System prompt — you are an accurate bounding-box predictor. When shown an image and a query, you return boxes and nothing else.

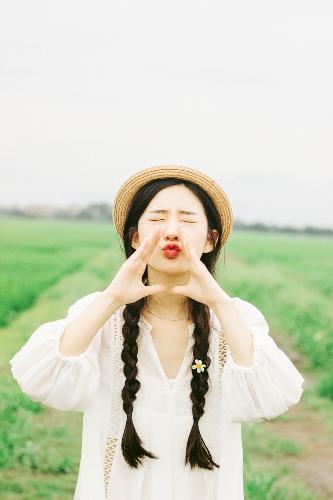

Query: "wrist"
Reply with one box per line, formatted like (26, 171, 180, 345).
(209, 292, 233, 312)
(101, 288, 123, 310)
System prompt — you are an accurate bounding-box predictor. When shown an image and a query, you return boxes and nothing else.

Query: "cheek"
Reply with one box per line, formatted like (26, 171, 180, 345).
(180, 234, 204, 257)
(136, 221, 152, 244)
(181, 225, 204, 242)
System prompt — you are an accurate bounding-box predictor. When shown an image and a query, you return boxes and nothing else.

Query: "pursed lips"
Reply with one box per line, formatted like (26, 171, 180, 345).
(162, 244, 181, 251)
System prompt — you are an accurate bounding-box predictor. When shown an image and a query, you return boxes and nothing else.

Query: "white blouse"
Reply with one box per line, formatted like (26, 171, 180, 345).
(9, 291, 305, 500)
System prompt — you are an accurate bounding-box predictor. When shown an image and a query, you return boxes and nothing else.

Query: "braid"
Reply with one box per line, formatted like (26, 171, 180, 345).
(120, 297, 219, 471)
(185, 300, 220, 470)
(120, 300, 159, 468)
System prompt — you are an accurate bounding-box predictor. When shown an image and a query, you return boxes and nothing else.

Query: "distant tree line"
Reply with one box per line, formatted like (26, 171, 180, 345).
(0, 203, 332, 236)
(0, 203, 112, 221)
(234, 220, 333, 236)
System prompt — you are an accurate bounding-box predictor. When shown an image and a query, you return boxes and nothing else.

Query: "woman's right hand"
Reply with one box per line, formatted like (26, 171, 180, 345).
(103, 227, 167, 307)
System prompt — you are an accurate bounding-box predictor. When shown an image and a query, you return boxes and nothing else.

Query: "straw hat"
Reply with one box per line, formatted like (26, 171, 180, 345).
(112, 164, 234, 247)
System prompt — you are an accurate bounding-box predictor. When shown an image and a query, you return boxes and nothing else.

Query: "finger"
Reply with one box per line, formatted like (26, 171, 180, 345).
(187, 240, 200, 263)
(179, 226, 198, 264)
(133, 227, 161, 263)
(143, 284, 166, 297)
(170, 285, 187, 295)
(182, 227, 201, 264)
(178, 226, 191, 262)
(139, 227, 162, 262)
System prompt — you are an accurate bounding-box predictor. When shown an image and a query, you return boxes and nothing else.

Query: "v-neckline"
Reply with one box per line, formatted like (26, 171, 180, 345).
(139, 314, 195, 392)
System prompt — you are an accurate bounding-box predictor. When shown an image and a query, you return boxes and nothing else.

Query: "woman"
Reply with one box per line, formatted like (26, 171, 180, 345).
(9, 164, 305, 500)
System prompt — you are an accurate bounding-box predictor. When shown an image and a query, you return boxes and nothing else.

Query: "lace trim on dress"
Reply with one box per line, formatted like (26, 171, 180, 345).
(219, 329, 227, 380)
(103, 306, 125, 499)
(103, 308, 227, 498)
(103, 436, 117, 498)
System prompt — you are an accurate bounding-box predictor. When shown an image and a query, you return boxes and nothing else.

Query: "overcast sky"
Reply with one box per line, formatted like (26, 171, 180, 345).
(1, 1, 332, 228)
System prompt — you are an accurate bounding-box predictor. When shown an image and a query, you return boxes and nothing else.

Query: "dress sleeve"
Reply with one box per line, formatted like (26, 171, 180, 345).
(8, 291, 106, 412)
(220, 297, 305, 424)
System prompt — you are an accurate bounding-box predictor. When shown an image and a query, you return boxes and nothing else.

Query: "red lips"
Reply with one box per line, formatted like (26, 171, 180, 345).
(162, 243, 181, 251)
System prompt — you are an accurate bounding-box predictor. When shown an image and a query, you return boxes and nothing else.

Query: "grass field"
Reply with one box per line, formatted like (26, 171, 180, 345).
(1, 216, 332, 499)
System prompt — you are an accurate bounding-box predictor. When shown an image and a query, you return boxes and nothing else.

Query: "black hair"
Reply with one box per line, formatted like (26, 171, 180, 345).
(119, 177, 224, 470)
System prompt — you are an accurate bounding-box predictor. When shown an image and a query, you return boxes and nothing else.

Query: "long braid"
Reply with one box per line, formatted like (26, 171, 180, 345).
(119, 297, 219, 470)
(185, 300, 220, 470)
(120, 300, 159, 468)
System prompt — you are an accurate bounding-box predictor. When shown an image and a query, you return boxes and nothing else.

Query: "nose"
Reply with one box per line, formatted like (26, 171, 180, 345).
(160, 219, 182, 242)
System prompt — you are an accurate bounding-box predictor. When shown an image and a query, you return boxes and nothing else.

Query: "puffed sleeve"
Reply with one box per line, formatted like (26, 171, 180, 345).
(8, 291, 105, 412)
(220, 297, 305, 424)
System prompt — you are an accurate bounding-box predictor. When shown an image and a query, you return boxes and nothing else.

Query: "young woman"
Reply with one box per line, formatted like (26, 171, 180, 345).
(9, 165, 305, 500)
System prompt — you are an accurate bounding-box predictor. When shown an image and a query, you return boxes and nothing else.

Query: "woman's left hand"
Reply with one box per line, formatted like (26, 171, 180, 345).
(169, 227, 230, 309)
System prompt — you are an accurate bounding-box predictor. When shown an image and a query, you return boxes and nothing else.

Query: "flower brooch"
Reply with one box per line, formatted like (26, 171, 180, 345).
(192, 359, 206, 373)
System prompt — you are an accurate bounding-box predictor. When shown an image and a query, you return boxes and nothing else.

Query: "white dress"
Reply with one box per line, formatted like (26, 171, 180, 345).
(8, 291, 305, 500)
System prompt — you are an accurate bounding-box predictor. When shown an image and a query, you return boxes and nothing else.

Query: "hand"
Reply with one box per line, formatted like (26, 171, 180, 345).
(170, 226, 230, 308)
(104, 227, 166, 306)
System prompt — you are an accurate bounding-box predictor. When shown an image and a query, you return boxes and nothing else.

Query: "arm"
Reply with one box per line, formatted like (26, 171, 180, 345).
(9, 290, 121, 412)
(214, 297, 305, 424)
(211, 294, 254, 367)
(59, 290, 121, 356)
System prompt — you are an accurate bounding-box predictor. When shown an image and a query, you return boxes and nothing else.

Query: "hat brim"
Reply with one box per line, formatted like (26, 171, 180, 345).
(112, 164, 233, 247)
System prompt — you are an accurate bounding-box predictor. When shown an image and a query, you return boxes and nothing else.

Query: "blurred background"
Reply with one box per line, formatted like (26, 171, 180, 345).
(1, 1, 332, 498)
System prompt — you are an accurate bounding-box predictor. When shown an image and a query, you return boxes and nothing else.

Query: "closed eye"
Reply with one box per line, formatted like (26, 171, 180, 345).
(149, 219, 196, 223)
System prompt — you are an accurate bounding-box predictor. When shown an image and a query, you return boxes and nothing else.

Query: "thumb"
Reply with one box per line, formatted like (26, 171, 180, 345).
(170, 286, 186, 295)
(144, 284, 167, 297)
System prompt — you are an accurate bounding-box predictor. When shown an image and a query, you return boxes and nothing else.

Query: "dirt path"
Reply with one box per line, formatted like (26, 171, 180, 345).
(263, 330, 333, 499)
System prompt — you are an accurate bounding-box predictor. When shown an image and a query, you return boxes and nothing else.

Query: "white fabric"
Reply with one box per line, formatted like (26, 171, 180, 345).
(9, 292, 305, 500)
(168, 377, 176, 388)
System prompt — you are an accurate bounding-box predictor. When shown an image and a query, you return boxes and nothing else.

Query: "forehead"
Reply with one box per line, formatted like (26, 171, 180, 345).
(145, 184, 204, 214)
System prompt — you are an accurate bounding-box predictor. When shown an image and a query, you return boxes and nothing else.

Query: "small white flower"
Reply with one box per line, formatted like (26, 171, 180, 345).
(192, 359, 207, 373)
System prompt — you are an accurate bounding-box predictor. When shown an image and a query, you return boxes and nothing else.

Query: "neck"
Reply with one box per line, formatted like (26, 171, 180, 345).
(144, 267, 190, 318)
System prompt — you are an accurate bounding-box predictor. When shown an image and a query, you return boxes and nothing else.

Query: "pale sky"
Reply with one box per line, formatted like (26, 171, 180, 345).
(1, 1, 332, 228)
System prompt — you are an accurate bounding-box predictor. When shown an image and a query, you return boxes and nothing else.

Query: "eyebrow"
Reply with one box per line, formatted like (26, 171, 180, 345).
(147, 209, 198, 216)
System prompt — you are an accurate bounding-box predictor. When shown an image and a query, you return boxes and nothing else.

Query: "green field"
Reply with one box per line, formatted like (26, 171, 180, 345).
(1, 216, 332, 499)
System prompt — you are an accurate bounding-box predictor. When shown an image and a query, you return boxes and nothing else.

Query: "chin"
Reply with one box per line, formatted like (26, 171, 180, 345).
(149, 258, 189, 274)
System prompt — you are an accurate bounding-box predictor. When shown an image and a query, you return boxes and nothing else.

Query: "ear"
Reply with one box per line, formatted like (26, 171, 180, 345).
(203, 229, 219, 253)
(131, 229, 140, 250)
